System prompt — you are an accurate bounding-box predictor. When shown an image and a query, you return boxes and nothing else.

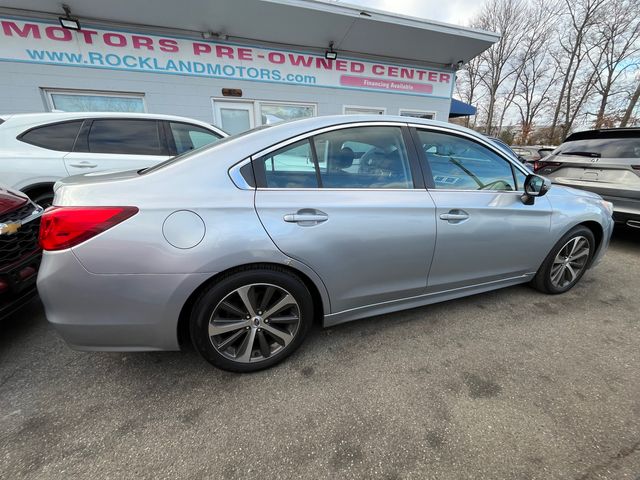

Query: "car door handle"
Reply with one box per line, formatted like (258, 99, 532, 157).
(439, 210, 469, 222)
(283, 211, 328, 225)
(69, 161, 98, 168)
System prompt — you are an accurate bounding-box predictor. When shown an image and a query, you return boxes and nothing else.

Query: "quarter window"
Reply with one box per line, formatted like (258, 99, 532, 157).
(416, 130, 517, 191)
(19, 121, 83, 151)
(169, 122, 223, 154)
(87, 120, 164, 155)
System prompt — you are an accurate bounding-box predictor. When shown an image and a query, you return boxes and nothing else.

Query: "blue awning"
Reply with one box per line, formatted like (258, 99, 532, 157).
(449, 98, 477, 118)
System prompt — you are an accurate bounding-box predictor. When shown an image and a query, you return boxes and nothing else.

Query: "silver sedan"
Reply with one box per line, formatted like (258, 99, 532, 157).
(37, 116, 614, 372)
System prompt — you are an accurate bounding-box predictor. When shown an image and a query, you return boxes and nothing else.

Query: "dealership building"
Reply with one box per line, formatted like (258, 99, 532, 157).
(0, 0, 497, 133)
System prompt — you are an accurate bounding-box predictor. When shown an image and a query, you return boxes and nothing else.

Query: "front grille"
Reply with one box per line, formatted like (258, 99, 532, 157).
(0, 203, 41, 268)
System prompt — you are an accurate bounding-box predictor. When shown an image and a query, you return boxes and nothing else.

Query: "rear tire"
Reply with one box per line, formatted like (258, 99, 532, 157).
(531, 226, 595, 294)
(30, 190, 54, 209)
(190, 267, 313, 372)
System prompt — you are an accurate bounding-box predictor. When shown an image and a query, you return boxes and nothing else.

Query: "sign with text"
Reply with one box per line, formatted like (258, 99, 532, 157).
(0, 18, 453, 98)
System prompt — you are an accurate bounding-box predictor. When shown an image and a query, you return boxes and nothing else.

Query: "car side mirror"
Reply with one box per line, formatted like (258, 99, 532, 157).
(521, 174, 551, 205)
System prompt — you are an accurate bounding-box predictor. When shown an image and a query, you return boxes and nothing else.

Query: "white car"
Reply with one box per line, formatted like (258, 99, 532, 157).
(0, 112, 227, 206)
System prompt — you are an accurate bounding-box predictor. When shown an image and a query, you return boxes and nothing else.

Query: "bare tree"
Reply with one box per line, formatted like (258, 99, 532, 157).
(588, 0, 640, 128)
(620, 79, 640, 127)
(548, 0, 607, 141)
(454, 54, 488, 128)
(473, 0, 528, 135)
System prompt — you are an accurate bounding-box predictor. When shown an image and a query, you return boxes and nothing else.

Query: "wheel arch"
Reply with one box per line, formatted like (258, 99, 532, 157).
(177, 262, 328, 348)
(21, 182, 55, 202)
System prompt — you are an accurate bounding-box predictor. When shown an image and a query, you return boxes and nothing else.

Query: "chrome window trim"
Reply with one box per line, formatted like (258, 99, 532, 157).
(255, 188, 425, 192)
(228, 157, 253, 190)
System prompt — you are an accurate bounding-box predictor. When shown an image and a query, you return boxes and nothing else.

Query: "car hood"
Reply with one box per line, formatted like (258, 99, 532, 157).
(548, 183, 602, 200)
(0, 184, 28, 216)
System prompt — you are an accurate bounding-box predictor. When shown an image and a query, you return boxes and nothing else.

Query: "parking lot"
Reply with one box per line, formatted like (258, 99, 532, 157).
(1, 227, 638, 479)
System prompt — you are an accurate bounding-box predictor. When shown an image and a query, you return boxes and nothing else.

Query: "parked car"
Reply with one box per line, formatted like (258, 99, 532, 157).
(37, 115, 613, 372)
(535, 128, 640, 228)
(0, 184, 43, 320)
(0, 112, 227, 207)
(512, 146, 556, 163)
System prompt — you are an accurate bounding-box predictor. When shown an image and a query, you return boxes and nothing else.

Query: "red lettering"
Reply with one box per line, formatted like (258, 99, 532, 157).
(400, 68, 414, 79)
(387, 66, 398, 77)
(439, 73, 451, 83)
(1, 21, 41, 39)
(416, 70, 428, 81)
(104, 33, 127, 47)
(351, 62, 365, 73)
(237, 48, 253, 60)
(288, 54, 313, 67)
(193, 42, 211, 55)
(315, 58, 333, 69)
(45, 26, 72, 41)
(428, 72, 438, 82)
(159, 39, 179, 53)
(132, 35, 154, 50)
(335, 60, 348, 71)
(216, 45, 234, 58)
(372, 65, 385, 75)
(269, 52, 285, 64)
(78, 30, 98, 44)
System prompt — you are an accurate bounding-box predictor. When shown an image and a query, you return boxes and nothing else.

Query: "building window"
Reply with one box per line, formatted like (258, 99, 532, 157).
(343, 106, 386, 115)
(399, 109, 436, 120)
(43, 89, 146, 113)
(259, 102, 316, 125)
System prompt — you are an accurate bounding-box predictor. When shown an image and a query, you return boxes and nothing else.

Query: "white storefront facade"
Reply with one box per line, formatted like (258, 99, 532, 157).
(0, 0, 497, 132)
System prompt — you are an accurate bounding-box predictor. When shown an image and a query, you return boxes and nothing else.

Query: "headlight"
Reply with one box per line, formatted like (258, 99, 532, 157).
(599, 200, 614, 216)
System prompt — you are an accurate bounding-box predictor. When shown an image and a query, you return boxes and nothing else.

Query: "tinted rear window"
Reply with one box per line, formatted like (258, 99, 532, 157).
(558, 138, 640, 158)
(19, 121, 83, 151)
(88, 119, 164, 155)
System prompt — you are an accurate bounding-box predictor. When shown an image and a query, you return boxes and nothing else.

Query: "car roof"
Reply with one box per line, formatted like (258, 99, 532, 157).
(0, 112, 226, 134)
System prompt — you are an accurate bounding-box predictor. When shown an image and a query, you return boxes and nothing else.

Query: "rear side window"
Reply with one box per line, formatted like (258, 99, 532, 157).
(19, 121, 83, 151)
(261, 140, 318, 188)
(169, 122, 223, 154)
(87, 119, 164, 155)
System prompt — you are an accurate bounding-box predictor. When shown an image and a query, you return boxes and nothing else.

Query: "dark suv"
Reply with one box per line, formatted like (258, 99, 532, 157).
(0, 185, 42, 319)
(535, 128, 640, 228)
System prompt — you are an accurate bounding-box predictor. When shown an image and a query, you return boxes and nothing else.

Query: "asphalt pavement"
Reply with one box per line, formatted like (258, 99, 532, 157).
(1, 227, 639, 479)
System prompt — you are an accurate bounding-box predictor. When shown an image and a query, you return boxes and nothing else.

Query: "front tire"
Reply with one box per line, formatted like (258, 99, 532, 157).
(531, 226, 595, 294)
(190, 267, 313, 372)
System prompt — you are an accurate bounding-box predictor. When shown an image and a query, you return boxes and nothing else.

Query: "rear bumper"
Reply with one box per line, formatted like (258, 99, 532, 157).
(37, 249, 213, 351)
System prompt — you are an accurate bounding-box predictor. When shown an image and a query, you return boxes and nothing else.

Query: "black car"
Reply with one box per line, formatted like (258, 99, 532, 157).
(0, 185, 43, 319)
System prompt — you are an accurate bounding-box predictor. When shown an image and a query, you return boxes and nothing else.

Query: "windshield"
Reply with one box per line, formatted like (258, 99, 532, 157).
(557, 138, 640, 158)
(141, 124, 272, 174)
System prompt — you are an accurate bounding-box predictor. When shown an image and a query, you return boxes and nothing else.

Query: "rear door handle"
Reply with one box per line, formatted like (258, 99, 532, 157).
(283, 210, 328, 225)
(439, 210, 469, 223)
(69, 161, 98, 168)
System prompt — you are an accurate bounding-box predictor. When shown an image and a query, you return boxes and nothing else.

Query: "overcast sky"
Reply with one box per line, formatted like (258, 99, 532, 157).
(327, 0, 482, 26)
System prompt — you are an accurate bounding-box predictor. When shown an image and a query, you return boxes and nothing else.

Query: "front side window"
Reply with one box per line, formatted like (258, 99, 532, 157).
(19, 121, 83, 151)
(314, 126, 413, 189)
(87, 120, 164, 155)
(169, 122, 223, 154)
(416, 130, 517, 191)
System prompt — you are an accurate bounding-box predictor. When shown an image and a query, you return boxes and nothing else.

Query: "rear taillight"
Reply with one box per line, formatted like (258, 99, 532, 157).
(534, 160, 561, 172)
(39, 206, 138, 251)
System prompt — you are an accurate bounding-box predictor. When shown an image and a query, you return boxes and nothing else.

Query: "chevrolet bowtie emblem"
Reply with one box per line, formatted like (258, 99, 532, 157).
(0, 222, 22, 236)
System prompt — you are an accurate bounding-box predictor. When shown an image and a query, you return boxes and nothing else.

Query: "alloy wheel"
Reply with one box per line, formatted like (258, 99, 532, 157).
(208, 283, 301, 363)
(550, 236, 590, 289)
